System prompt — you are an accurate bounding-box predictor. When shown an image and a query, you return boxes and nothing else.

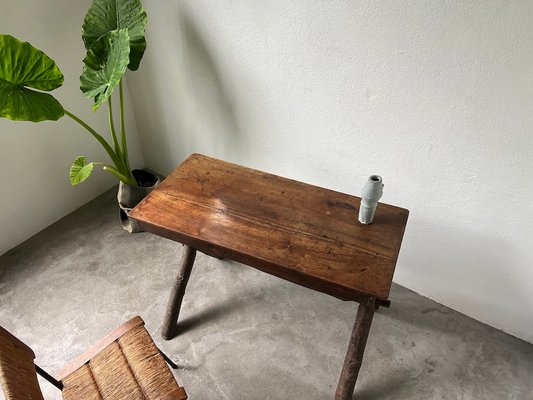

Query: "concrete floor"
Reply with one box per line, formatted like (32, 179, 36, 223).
(1, 188, 532, 400)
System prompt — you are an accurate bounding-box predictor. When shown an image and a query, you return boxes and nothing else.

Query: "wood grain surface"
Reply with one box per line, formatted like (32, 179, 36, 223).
(129, 154, 409, 301)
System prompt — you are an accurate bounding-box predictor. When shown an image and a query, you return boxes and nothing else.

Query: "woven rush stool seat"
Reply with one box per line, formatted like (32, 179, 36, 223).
(0, 325, 44, 399)
(0, 316, 187, 400)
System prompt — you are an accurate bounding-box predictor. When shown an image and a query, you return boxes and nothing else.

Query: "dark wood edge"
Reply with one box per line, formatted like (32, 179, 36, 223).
(377, 299, 391, 308)
(160, 387, 188, 400)
(0, 325, 36, 359)
(57, 316, 144, 381)
(135, 220, 392, 304)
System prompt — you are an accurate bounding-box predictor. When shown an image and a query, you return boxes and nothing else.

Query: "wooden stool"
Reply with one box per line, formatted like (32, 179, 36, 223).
(130, 154, 409, 399)
(0, 316, 187, 399)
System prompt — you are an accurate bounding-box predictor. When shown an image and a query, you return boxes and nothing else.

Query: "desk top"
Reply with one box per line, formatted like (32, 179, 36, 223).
(129, 154, 409, 301)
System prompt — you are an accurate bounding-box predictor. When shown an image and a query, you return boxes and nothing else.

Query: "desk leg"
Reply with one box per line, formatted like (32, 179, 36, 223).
(335, 297, 376, 400)
(162, 245, 197, 340)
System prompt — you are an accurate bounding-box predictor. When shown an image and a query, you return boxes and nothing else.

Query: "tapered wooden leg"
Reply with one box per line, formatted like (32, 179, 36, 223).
(335, 297, 376, 400)
(162, 245, 197, 340)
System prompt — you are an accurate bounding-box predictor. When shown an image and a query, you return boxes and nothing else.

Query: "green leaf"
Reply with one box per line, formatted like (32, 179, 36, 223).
(82, 0, 147, 71)
(0, 34, 64, 122)
(70, 156, 94, 185)
(80, 29, 130, 111)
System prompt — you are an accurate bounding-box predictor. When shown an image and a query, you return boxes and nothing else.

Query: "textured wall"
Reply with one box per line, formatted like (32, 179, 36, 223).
(0, 0, 144, 255)
(128, 1, 533, 342)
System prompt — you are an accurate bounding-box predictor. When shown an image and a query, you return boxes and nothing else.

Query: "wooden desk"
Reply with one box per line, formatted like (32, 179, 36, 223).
(129, 153, 409, 400)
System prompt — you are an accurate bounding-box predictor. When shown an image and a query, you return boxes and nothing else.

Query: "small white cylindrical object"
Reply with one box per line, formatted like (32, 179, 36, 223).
(358, 175, 383, 224)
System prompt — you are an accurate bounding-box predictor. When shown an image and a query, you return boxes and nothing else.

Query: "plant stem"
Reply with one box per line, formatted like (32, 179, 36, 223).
(103, 165, 135, 184)
(107, 95, 121, 157)
(64, 109, 134, 184)
(119, 79, 131, 173)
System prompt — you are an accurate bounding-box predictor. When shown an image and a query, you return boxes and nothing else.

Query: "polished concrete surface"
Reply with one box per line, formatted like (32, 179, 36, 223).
(1, 188, 532, 400)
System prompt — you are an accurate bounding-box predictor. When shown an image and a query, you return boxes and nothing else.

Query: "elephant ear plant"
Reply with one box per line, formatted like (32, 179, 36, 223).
(0, 0, 157, 232)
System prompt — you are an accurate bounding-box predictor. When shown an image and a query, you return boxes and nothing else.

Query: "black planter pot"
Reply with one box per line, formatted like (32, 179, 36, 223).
(117, 169, 160, 233)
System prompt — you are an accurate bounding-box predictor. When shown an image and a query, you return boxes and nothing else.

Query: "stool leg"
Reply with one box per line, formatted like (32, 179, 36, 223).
(162, 245, 197, 340)
(335, 298, 376, 400)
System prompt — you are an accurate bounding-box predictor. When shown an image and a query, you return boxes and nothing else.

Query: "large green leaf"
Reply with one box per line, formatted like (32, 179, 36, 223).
(82, 0, 147, 71)
(80, 29, 130, 111)
(0, 34, 64, 122)
(70, 156, 94, 185)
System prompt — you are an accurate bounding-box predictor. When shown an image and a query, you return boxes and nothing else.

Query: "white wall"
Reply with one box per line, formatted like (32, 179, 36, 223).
(0, 0, 144, 255)
(128, 1, 533, 343)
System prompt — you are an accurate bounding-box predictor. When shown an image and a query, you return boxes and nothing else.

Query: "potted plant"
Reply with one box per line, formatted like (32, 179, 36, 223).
(0, 0, 156, 233)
